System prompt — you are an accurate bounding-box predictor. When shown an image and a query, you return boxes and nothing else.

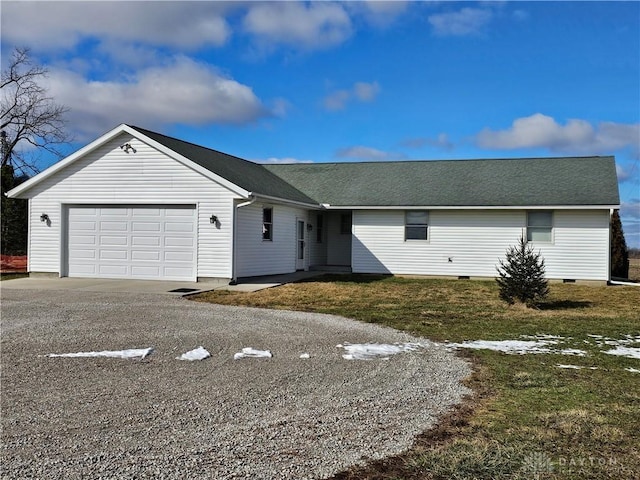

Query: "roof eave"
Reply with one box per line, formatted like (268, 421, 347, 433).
(322, 204, 620, 210)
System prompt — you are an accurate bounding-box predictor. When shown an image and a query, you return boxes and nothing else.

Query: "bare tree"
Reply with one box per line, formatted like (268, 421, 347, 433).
(1, 47, 71, 175)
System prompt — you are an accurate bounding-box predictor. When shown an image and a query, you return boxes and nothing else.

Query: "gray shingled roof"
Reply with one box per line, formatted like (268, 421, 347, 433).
(265, 157, 619, 207)
(130, 125, 316, 205)
(131, 126, 618, 208)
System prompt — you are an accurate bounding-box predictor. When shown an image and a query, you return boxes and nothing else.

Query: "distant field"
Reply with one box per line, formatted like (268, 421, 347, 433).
(630, 257, 640, 282)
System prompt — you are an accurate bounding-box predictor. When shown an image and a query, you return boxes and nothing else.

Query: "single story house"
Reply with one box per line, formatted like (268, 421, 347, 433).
(8, 124, 620, 283)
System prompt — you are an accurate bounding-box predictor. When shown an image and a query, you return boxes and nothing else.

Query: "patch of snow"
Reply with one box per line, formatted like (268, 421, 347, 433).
(299, 353, 310, 359)
(448, 337, 587, 356)
(602, 346, 640, 360)
(625, 367, 640, 374)
(556, 364, 597, 370)
(447, 339, 557, 355)
(233, 347, 272, 360)
(338, 342, 422, 360)
(47, 347, 153, 359)
(177, 346, 210, 361)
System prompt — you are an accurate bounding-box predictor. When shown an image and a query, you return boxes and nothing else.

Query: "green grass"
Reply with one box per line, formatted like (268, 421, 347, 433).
(194, 275, 640, 479)
(0, 272, 28, 281)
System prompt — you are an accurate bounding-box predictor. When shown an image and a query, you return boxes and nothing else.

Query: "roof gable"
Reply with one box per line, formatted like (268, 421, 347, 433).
(265, 156, 620, 207)
(128, 126, 316, 205)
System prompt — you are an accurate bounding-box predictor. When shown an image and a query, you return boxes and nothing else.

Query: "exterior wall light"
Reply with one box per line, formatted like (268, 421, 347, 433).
(210, 215, 218, 224)
(40, 213, 49, 222)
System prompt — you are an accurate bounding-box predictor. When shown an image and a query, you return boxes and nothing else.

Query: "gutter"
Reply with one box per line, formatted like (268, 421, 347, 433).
(230, 195, 257, 285)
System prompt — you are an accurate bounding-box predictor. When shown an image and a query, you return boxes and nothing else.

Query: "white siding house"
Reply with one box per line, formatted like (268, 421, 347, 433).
(351, 209, 611, 281)
(9, 124, 620, 283)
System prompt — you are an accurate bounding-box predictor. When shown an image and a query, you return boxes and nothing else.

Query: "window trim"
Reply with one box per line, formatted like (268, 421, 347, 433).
(405, 210, 429, 241)
(262, 207, 273, 241)
(526, 210, 553, 243)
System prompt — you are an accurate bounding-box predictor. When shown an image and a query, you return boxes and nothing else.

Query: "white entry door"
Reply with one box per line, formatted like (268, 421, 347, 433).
(67, 205, 197, 281)
(296, 219, 305, 270)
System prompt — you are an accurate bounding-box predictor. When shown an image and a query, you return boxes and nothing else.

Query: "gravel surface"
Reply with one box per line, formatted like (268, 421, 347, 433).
(1, 288, 471, 479)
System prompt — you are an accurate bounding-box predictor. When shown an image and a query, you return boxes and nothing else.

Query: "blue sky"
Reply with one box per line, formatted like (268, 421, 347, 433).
(2, 1, 639, 247)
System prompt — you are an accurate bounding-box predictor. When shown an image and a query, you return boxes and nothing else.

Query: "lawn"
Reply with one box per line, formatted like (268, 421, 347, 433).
(194, 275, 640, 479)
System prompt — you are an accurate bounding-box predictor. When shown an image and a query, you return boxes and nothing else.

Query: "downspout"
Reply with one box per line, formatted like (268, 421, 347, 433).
(608, 208, 613, 283)
(230, 195, 257, 285)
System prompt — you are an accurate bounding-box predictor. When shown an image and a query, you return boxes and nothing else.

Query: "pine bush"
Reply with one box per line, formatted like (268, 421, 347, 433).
(496, 236, 549, 307)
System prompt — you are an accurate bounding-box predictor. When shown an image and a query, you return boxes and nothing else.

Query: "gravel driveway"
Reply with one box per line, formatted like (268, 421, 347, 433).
(1, 288, 470, 479)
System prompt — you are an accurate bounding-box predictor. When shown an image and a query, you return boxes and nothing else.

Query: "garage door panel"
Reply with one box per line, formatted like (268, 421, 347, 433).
(67, 206, 196, 281)
(100, 221, 128, 231)
(131, 266, 161, 277)
(70, 235, 97, 246)
(132, 222, 161, 232)
(132, 236, 161, 246)
(100, 250, 128, 260)
(100, 236, 128, 246)
(99, 265, 129, 276)
(165, 236, 194, 247)
(132, 250, 160, 261)
(133, 208, 161, 217)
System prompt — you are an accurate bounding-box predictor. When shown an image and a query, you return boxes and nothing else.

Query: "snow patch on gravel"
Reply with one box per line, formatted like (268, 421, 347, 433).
(177, 346, 210, 361)
(233, 347, 272, 360)
(338, 342, 422, 360)
(47, 347, 153, 359)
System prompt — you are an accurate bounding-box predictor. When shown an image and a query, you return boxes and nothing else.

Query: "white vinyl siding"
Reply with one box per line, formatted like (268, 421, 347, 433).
(352, 209, 610, 281)
(26, 133, 237, 279)
(235, 203, 308, 277)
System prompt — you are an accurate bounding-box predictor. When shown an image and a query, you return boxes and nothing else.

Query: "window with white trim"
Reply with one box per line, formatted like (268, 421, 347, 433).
(405, 211, 429, 240)
(262, 207, 273, 241)
(527, 211, 553, 242)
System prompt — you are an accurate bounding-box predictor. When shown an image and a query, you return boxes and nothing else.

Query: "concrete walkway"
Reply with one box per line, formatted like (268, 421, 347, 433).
(0, 271, 326, 296)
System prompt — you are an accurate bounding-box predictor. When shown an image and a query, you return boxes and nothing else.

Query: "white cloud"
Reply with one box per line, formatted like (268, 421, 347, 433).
(428, 7, 493, 36)
(616, 165, 633, 182)
(255, 157, 314, 164)
(323, 81, 381, 111)
(353, 81, 381, 102)
(621, 200, 640, 220)
(1, 2, 232, 51)
(323, 90, 352, 111)
(476, 113, 640, 155)
(336, 146, 406, 161)
(427, 133, 454, 150)
(45, 57, 268, 139)
(242, 2, 352, 50)
(346, 1, 410, 27)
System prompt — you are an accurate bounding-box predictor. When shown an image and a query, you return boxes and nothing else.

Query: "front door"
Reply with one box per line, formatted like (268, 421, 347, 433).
(296, 219, 305, 270)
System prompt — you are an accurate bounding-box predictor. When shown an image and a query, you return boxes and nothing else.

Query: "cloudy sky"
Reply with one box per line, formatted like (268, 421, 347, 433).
(2, 1, 639, 246)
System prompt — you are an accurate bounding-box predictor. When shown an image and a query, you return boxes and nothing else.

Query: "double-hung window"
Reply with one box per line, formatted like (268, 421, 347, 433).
(262, 207, 273, 241)
(527, 211, 553, 242)
(405, 211, 429, 240)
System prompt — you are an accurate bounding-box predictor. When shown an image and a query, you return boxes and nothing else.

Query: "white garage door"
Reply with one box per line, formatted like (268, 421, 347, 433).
(67, 206, 197, 281)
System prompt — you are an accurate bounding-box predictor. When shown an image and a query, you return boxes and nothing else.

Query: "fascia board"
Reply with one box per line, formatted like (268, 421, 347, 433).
(7, 124, 251, 199)
(252, 193, 321, 209)
(322, 204, 620, 210)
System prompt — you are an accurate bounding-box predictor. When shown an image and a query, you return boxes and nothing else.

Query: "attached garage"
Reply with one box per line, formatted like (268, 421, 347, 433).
(65, 205, 197, 281)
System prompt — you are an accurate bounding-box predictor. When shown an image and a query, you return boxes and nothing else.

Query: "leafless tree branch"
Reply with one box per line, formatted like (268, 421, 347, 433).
(1, 47, 71, 175)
